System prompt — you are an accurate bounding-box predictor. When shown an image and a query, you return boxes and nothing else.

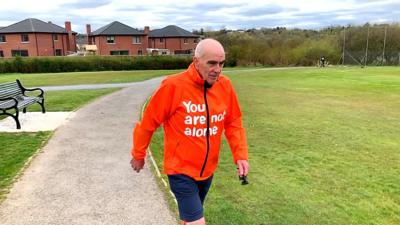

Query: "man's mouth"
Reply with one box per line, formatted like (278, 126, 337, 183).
(209, 73, 218, 80)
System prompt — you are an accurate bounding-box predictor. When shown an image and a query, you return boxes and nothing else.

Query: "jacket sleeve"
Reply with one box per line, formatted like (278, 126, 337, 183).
(131, 80, 178, 160)
(224, 82, 248, 163)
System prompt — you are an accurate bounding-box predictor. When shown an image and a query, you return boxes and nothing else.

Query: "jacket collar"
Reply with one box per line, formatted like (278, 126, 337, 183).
(187, 63, 206, 86)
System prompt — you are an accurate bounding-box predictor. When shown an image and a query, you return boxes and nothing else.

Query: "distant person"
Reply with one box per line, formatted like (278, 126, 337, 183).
(320, 56, 326, 67)
(130, 38, 249, 225)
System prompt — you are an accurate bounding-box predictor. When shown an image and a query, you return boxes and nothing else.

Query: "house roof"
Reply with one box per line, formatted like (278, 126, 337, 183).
(0, 18, 76, 34)
(76, 34, 88, 45)
(149, 25, 199, 38)
(90, 21, 145, 36)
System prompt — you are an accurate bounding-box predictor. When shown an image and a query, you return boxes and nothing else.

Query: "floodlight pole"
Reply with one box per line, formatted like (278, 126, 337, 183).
(364, 26, 370, 67)
(382, 26, 387, 66)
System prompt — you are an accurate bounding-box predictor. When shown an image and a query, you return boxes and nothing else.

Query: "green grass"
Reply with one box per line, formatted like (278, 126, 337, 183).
(0, 88, 120, 200)
(29, 88, 120, 112)
(0, 69, 183, 86)
(149, 66, 400, 225)
(0, 132, 51, 199)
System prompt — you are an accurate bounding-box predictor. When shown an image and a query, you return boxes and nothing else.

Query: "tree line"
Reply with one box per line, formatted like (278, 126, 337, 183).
(194, 23, 400, 66)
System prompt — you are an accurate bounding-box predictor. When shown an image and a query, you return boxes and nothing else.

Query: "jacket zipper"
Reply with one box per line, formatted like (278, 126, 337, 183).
(200, 81, 210, 177)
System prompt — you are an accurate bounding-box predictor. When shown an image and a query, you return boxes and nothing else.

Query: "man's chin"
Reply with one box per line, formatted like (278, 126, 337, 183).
(207, 79, 217, 85)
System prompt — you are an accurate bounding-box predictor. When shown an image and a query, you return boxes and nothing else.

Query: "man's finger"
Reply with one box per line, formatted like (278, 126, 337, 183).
(243, 164, 249, 176)
(238, 164, 244, 176)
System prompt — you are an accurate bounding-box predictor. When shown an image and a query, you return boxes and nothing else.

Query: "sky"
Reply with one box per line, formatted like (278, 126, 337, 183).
(0, 0, 399, 33)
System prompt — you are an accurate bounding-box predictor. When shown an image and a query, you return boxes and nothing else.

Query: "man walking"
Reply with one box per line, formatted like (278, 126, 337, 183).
(131, 38, 249, 225)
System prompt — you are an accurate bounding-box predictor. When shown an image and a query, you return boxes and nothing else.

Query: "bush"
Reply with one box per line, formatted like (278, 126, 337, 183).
(0, 55, 193, 74)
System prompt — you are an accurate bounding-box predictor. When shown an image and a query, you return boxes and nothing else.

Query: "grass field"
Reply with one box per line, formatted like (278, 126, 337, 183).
(149, 66, 400, 225)
(0, 70, 182, 86)
(0, 88, 119, 200)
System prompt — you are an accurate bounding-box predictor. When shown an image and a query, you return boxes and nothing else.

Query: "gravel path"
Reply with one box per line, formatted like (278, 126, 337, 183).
(0, 77, 177, 225)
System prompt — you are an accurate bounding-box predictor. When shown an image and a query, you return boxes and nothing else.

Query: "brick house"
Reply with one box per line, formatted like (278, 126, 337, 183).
(87, 22, 199, 56)
(0, 18, 77, 58)
(88, 21, 148, 56)
(148, 25, 199, 55)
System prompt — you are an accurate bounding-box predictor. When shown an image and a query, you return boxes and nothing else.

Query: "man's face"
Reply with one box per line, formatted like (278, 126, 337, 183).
(194, 48, 225, 85)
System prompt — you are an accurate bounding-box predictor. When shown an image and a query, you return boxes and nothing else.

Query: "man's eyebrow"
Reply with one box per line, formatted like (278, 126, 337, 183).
(207, 60, 225, 64)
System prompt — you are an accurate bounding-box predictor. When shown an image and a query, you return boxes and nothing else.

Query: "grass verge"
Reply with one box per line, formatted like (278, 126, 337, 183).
(0, 69, 183, 86)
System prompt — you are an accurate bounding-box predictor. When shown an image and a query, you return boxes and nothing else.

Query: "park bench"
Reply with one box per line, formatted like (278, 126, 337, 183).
(0, 79, 45, 129)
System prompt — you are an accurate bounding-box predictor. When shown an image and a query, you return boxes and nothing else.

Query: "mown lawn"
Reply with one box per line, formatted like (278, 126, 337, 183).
(0, 69, 182, 86)
(0, 88, 119, 200)
(150, 66, 400, 225)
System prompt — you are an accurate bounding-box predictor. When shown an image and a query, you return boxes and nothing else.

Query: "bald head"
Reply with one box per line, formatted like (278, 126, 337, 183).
(193, 38, 226, 85)
(194, 38, 225, 59)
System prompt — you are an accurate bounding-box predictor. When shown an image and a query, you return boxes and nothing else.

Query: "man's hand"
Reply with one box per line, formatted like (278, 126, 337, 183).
(236, 160, 249, 177)
(130, 158, 145, 173)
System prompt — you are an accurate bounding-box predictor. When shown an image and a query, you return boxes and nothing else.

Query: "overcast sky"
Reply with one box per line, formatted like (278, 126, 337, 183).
(0, 0, 399, 33)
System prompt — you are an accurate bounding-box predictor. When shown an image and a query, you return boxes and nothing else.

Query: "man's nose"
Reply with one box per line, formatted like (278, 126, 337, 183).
(213, 64, 222, 72)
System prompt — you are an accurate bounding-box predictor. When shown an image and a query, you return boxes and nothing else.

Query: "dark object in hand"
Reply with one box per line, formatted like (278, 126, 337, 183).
(239, 175, 249, 185)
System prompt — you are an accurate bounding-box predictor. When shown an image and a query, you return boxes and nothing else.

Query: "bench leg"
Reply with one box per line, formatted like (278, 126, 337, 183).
(15, 117, 21, 129)
(39, 100, 46, 113)
(14, 109, 21, 129)
(1, 109, 21, 129)
(23, 108, 27, 113)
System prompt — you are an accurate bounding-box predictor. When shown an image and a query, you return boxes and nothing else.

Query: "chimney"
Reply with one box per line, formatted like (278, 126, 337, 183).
(64, 21, 74, 52)
(86, 24, 92, 44)
(65, 21, 72, 32)
(144, 26, 150, 50)
(86, 24, 92, 35)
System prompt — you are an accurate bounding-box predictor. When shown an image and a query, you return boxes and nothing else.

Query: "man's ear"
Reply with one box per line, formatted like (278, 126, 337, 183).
(193, 57, 199, 68)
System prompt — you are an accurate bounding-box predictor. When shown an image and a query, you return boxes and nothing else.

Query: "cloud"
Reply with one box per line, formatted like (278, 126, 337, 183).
(61, 0, 113, 9)
(0, 0, 398, 33)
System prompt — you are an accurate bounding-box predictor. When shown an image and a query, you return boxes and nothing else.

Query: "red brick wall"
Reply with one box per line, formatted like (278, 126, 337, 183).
(0, 33, 74, 57)
(94, 35, 148, 55)
(148, 37, 198, 54)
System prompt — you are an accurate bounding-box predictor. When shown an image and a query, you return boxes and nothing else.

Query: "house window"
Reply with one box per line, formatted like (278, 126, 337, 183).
(106, 36, 115, 44)
(0, 50, 4, 57)
(133, 36, 141, 44)
(0, 35, 6, 43)
(183, 38, 188, 44)
(160, 38, 164, 43)
(54, 49, 62, 56)
(21, 34, 29, 43)
(138, 50, 143, 55)
(11, 50, 29, 57)
(110, 50, 129, 55)
(53, 34, 58, 41)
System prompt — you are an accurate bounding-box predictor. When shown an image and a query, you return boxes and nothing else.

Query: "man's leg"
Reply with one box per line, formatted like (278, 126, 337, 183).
(186, 175, 213, 225)
(198, 175, 213, 205)
(185, 217, 205, 225)
(168, 174, 205, 224)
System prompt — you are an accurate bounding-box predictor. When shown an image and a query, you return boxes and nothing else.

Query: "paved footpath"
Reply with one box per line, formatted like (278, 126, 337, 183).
(0, 77, 177, 225)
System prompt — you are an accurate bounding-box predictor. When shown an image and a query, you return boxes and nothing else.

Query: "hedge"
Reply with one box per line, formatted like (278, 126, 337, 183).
(0, 55, 193, 73)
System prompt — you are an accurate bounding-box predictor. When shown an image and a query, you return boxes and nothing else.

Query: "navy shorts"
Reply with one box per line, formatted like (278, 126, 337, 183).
(168, 174, 213, 222)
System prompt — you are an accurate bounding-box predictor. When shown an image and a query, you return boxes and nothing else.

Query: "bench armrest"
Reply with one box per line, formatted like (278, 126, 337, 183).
(23, 87, 44, 97)
(0, 97, 18, 109)
(16, 79, 44, 98)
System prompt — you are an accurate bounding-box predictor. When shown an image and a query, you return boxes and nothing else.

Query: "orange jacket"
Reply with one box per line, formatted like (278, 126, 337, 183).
(131, 63, 248, 180)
